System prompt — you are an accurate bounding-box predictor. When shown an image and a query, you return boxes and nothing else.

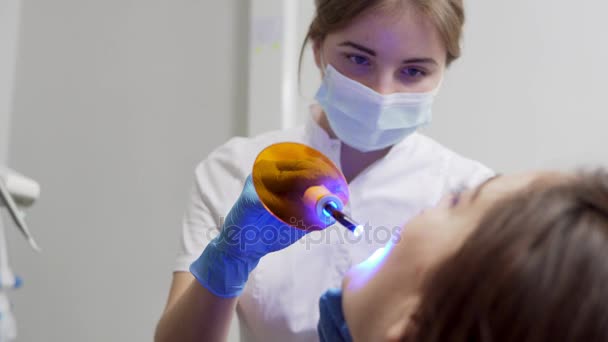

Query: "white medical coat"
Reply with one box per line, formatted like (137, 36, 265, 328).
(174, 105, 494, 342)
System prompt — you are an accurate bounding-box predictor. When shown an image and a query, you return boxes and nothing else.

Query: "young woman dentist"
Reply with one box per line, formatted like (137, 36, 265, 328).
(155, 0, 493, 341)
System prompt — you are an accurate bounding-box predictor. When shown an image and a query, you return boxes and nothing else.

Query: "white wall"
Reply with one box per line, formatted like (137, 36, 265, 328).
(0, 0, 21, 163)
(247, 0, 317, 136)
(8, 1, 248, 341)
(424, 0, 608, 172)
(293, 1, 608, 172)
(295, 0, 319, 126)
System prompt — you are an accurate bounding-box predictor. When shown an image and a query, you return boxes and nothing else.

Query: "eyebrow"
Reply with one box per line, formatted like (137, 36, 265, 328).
(402, 57, 438, 66)
(471, 174, 503, 202)
(338, 41, 439, 66)
(339, 41, 376, 56)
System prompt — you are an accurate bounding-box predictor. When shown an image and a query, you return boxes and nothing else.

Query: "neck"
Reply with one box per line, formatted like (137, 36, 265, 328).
(341, 144, 390, 183)
(315, 111, 390, 183)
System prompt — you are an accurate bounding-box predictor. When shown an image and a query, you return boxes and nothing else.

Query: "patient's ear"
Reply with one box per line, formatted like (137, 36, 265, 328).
(385, 296, 419, 342)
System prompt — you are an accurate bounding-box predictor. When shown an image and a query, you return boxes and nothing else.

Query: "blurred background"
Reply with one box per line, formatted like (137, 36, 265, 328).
(1, 0, 607, 341)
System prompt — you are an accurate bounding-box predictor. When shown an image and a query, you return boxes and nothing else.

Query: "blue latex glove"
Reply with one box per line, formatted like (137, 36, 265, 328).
(318, 288, 353, 342)
(190, 175, 309, 298)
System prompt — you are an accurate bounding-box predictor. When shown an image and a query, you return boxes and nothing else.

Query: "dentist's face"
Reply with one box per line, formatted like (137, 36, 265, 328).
(341, 172, 561, 341)
(313, 5, 446, 95)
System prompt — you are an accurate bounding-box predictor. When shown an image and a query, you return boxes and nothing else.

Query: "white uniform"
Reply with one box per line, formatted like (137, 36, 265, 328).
(174, 105, 493, 342)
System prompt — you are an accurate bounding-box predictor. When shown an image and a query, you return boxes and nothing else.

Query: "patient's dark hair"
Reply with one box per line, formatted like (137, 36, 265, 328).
(405, 170, 608, 342)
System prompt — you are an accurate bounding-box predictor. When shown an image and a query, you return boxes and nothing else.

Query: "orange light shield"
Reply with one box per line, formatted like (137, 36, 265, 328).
(252, 142, 349, 231)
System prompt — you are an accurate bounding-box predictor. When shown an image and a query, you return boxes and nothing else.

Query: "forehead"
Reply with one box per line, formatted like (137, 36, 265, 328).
(325, 5, 445, 58)
(477, 171, 568, 203)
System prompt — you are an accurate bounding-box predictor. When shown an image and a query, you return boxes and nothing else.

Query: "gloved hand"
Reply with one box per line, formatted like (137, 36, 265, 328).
(190, 174, 311, 298)
(318, 288, 353, 342)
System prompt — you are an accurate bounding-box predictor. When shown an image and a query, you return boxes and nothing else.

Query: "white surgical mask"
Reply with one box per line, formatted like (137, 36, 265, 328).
(315, 64, 440, 152)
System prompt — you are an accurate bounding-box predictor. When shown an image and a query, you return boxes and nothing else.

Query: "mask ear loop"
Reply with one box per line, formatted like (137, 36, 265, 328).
(301, 43, 330, 107)
(430, 76, 444, 96)
(319, 47, 328, 79)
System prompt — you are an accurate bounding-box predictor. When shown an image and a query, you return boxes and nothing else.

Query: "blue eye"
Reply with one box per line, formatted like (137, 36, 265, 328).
(402, 67, 426, 78)
(347, 54, 371, 66)
(450, 185, 467, 207)
(450, 190, 462, 207)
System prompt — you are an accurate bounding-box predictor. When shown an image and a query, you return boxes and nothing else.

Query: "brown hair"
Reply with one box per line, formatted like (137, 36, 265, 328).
(299, 0, 466, 72)
(405, 170, 608, 341)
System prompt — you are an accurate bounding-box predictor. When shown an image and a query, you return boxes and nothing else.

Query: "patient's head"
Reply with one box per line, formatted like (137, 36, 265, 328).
(342, 170, 608, 341)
